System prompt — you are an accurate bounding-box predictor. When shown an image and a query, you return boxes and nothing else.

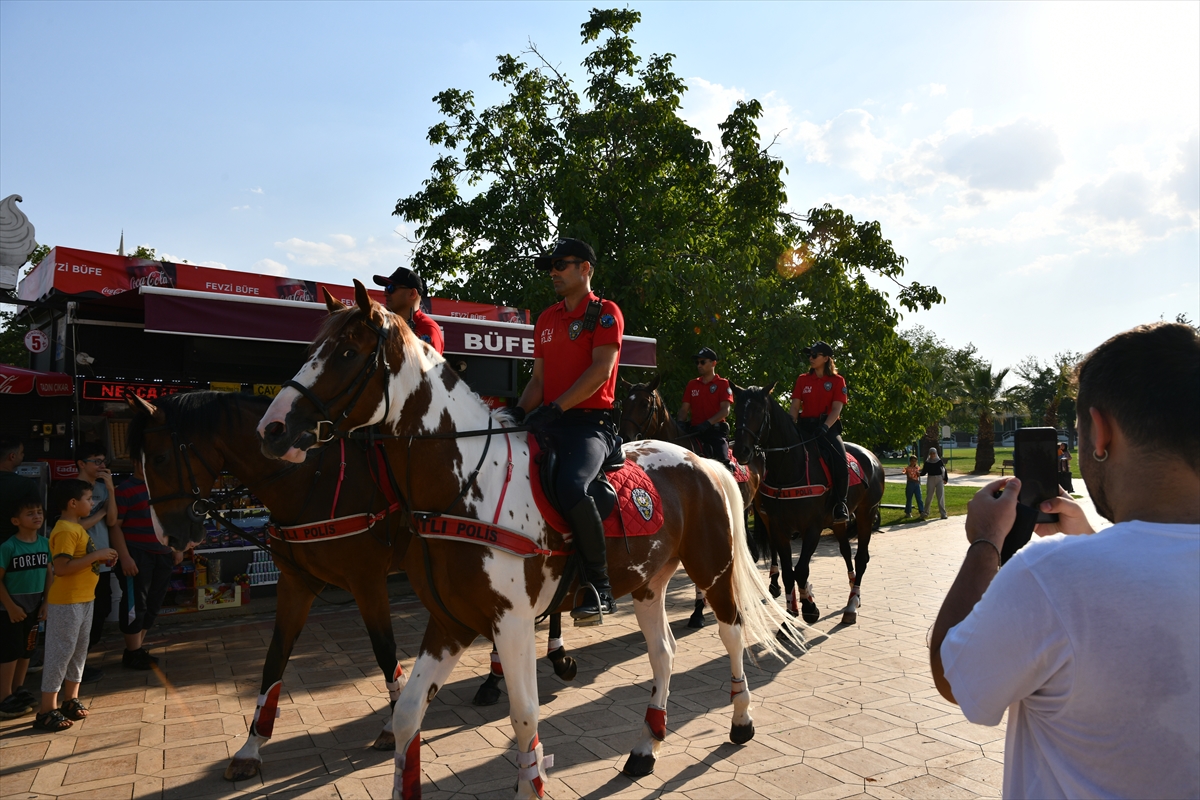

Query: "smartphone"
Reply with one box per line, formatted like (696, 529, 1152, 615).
(999, 428, 1060, 564)
(1014, 427, 1061, 524)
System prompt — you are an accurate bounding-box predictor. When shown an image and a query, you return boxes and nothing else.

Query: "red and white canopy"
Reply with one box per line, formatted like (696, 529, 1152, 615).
(0, 364, 74, 397)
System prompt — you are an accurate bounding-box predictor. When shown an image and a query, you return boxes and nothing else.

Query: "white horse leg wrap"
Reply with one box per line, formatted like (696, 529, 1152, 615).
(547, 637, 563, 655)
(386, 663, 405, 703)
(516, 735, 553, 796)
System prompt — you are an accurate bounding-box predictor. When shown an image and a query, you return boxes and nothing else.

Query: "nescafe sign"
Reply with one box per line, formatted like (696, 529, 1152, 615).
(82, 380, 196, 401)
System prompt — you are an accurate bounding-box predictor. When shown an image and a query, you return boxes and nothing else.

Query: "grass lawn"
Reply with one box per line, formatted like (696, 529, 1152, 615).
(878, 482, 978, 527)
(881, 446, 1083, 478)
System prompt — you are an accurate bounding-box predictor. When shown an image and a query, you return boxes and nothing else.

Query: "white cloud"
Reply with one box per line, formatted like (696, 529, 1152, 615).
(821, 192, 930, 229)
(273, 232, 410, 272)
(683, 78, 797, 154)
(252, 258, 289, 276)
(797, 109, 892, 179)
(249, 187, 264, 195)
(329, 234, 356, 249)
(929, 84, 947, 96)
(901, 102, 916, 115)
(231, 205, 250, 211)
(1010, 251, 1079, 277)
(1169, 132, 1199, 212)
(940, 120, 1064, 192)
(930, 207, 1067, 252)
(159, 252, 228, 269)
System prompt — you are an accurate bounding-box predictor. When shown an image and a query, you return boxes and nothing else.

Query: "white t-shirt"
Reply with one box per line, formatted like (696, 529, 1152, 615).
(941, 521, 1200, 799)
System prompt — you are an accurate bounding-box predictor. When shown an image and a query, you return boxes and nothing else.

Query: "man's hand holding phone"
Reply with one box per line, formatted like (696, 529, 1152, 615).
(1035, 489, 1096, 537)
(966, 477, 1021, 549)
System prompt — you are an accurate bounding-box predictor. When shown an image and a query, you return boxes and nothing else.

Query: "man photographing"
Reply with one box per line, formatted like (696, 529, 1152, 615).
(929, 322, 1199, 798)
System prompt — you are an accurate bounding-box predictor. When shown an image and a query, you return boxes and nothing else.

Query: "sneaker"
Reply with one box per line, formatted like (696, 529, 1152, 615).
(122, 649, 152, 670)
(137, 648, 159, 665)
(14, 687, 36, 706)
(0, 693, 34, 719)
(80, 665, 104, 683)
(25, 651, 43, 673)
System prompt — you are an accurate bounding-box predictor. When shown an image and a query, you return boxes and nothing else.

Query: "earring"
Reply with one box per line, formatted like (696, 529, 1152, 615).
(1093, 449, 1109, 462)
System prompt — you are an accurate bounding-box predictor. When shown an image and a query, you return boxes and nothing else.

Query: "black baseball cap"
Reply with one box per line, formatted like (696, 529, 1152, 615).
(695, 347, 718, 361)
(372, 267, 423, 292)
(534, 238, 597, 271)
(802, 341, 834, 358)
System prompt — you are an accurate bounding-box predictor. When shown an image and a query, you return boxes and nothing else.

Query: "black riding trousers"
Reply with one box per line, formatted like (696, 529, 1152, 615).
(544, 411, 616, 510)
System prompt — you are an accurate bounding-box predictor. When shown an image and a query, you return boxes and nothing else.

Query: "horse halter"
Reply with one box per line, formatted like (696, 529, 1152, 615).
(284, 315, 392, 445)
(142, 422, 222, 523)
(624, 387, 664, 441)
(735, 394, 771, 453)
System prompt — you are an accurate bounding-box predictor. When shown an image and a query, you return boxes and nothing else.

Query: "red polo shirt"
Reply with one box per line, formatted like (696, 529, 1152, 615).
(533, 293, 623, 409)
(683, 376, 732, 425)
(409, 309, 444, 354)
(792, 372, 848, 418)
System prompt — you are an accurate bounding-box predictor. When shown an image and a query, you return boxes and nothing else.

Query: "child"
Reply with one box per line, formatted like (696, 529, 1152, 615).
(0, 494, 52, 718)
(34, 480, 116, 732)
(903, 456, 925, 519)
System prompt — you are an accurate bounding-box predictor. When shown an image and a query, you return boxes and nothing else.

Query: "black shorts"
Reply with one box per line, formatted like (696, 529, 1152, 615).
(115, 548, 174, 635)
(0, 607, 39, 663)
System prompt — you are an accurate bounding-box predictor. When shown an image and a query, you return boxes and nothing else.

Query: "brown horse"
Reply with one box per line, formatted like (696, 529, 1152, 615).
(617, 375, 766, 627)
(126, 390, 576, 782)
(731, 384, 885, 626)
(256, 282, 805, 799)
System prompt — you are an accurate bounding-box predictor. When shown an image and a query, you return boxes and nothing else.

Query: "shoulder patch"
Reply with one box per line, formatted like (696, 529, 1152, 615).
(420, 335, 432, 343)
(599, 314, 616, 328)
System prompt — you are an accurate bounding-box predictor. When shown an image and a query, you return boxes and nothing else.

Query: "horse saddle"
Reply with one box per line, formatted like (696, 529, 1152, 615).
(529, 438, 664, 539)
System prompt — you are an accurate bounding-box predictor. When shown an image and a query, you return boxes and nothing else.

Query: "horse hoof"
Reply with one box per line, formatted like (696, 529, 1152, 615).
(623, 752, 656, 777)
(372, 729, 396, 750)
(730, 721, 755, 744)
(687, 611, 705, 629)
(224, 759, 261, 781)
(550, 654, 578, 682)
(768, 577, 781, 598)
(801, 601, 821, 625)
(473, 682, 502, 706)
(842, 611, 857, 625)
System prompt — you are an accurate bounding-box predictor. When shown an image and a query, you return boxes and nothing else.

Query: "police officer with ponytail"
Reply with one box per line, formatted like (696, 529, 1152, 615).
(514, 239, 623, 624)
(790, 341, 850, 523)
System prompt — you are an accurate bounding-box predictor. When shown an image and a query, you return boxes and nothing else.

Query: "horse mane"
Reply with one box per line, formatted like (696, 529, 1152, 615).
(309, 303, 440, 373)
(127, 391, 270, 459)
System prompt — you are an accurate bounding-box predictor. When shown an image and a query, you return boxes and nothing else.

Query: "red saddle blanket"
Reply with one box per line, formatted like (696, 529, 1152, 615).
(529, 440, 664, 538)
(729, 454, 750, 483)
(761, 451, 864, 499)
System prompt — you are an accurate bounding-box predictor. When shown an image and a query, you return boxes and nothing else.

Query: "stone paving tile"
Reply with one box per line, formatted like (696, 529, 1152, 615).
(0, 520, 1009, 798)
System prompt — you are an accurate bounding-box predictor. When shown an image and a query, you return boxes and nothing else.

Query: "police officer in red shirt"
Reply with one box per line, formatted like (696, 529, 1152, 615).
(790, 341, 850, 522)
(372, 267, 444, 354)
(678, 347, 734, 468)
(514, 239, 622, 624)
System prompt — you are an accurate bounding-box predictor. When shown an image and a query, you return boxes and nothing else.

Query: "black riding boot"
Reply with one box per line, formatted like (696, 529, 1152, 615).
(827, 433, 849, 522)
(567, 496, 616, 624)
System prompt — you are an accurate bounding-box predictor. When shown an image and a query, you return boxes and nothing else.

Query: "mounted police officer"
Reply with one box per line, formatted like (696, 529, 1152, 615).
(372, 267, 444, 354)
(678, 347, 734, 469)
(514, 239, 622, 624)
(790, 341, 850, 523)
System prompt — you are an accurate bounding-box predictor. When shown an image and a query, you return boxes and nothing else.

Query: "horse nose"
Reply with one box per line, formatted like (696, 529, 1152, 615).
(263, 421, 286, 442)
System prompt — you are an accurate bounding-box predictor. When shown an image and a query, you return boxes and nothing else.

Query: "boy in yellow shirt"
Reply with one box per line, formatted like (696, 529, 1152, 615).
(34, 480, 116, 732)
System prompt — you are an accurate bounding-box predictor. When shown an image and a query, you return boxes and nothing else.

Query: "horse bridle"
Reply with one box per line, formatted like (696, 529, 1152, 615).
(283, 315, 392, 445)
(142, 422, 225, 523)
(624, 386, 666, 441)
(735, 393, 771, 455)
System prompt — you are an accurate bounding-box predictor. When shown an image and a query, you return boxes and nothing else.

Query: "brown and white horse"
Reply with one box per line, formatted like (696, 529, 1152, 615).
(617, 376, 767, 627)
(257, 282, 805, 799)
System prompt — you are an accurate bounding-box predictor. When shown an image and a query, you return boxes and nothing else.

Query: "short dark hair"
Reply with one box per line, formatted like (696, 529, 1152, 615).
(52, 479, 93, 514)
(12, 492, 43, 515)
(76, 442, 107, 463)
(0, 436, 22, 461)
(1076, 322, 1200, 472)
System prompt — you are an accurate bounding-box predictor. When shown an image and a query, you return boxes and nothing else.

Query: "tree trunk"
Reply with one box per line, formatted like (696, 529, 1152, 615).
(919, 423, 939, 461)
(1044, 398, 1060, 429)
(974, 412, 996, 473)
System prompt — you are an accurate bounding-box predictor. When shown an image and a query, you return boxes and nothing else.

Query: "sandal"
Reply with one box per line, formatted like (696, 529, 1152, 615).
(59, 698, 88, 720)
(33, 709, 73, 732)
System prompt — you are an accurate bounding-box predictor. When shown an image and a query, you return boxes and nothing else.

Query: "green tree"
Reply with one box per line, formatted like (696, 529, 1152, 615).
(394, 8, 944, 450)
(1013, 351, 1081, 429)
(957, 364, 1022, 473)
(0, 244, 51, 365)
(902, 326, 982, 452)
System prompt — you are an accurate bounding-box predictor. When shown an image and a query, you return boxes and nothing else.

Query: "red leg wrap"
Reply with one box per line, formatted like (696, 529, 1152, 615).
(396, 732, 421, 799)
(251, 680, 282, 738)
(645, 706, 667, 741)
(490, 650, 503, 677)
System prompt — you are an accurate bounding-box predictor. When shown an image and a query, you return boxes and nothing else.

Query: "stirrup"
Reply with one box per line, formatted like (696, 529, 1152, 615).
(571, 583, 612, 627)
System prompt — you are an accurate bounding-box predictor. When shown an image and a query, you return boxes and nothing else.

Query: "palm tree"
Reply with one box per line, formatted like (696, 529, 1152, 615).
(956, 364, 1022, 474)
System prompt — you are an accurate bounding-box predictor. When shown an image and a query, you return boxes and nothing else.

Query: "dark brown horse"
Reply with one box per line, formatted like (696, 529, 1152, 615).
(617, 375, 766, 627)
(126, 390, 575, 782)
(256, 282, 804, 799)
(732, 384, 885, 626)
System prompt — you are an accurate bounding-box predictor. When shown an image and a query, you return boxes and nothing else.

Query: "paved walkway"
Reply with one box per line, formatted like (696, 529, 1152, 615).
(2, 513, 1063, 800)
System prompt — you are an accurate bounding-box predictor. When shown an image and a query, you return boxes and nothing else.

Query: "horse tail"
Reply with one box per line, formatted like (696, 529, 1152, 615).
(712, 465, 808, 660)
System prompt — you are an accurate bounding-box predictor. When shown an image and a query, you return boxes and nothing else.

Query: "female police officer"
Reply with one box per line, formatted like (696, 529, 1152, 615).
(513, 239, 622, 624)
(789, 341, 850, 523)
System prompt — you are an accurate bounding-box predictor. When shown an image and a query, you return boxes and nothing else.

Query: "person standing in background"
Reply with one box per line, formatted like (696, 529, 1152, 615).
(1057, 442, 1074, 493)
(74, 444, 116, 683)
(922, 447, 949, 520)
(903, 456, 925, 519)
(0, 438, 38, 546)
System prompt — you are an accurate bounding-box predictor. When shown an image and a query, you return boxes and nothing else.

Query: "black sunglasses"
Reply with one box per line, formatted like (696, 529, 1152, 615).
(695, 359, 711, 365)
(550, 259, 585, 272)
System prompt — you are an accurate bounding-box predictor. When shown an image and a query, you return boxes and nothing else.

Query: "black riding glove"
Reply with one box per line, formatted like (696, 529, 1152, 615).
(524, 403, 562, 433)
(818, 421, 830, 435)
(510, 405, 527, 423)
(695, 420, 714, 435)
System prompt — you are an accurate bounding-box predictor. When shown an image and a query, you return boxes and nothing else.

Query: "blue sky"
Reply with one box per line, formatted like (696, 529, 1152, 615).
(2, 1, 1196, 370)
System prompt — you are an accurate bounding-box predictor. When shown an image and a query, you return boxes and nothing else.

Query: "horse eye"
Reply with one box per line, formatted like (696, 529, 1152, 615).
(341, 348, 357, 360)
(153, 454, 168, 467)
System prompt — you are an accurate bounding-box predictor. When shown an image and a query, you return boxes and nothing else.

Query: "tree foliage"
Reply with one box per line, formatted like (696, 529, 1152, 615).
(957, 364, 1023, 473)
(394, 8, 944, 450)
(1013, 352, 1081, 430)
(0, 244, 52, 366)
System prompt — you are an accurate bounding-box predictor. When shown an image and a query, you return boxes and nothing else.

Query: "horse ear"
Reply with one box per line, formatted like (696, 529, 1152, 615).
(126, 394, 162, 420)
(618, 376, 631, 391)
(324, 288, 346, 313)
(732, 383, 743, 397)
(647, 373, 662, 393)
(353, 279, 372, 314)
(766, 380, 778, 396)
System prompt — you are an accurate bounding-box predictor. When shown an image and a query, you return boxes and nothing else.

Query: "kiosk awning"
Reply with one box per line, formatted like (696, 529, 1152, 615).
(0, 364, 74, 397)
(140, 287, 656, 368)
